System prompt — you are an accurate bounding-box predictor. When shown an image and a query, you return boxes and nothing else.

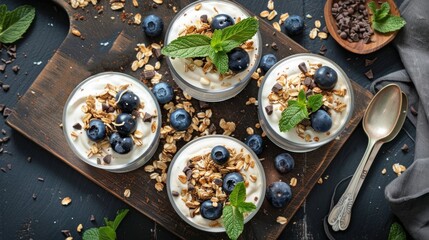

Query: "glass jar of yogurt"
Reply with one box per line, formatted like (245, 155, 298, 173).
(258, 54, 354, 152)
(167, 135, 266, 232)
(62, 72, 161, 172)
(164, 0, 262, 102)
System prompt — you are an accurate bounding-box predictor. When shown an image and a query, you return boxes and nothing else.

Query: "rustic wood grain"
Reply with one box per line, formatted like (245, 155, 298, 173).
(6, 1, 372, 239)
(324, 0, 400, 54)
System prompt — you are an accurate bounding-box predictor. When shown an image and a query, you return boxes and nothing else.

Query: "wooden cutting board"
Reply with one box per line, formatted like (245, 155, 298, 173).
(6, 0, 372, 239)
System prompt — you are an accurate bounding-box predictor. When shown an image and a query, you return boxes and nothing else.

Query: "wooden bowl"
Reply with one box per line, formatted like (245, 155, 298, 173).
(324, 0, 400, 54)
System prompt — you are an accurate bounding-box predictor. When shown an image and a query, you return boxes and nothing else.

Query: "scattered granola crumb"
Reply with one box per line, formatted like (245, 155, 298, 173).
(317, 178, 323, 184)
(365, 69, 374, 79)
(381, 168, 387, 175)
(61, 197, 72, 206)
(290, 177, 297, 187)
(365, 58, 378, 67)
(77, 224, 83, 233)
(276, 216, 288, 224)
(124, 189, 131, 198)
(401, 144, 409, 153)
(392, 163, 406, 176)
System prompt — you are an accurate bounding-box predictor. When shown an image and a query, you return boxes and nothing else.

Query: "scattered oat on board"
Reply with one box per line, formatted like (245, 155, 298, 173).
(124, 189, 131, 198)
(290, 177, 297, 187)
(381, 168, 387, 175)
(277, 216, 288, 225)
(392, 163, 406, 176)
(61, 197, 72, 206)
(77, 224, 83, 233)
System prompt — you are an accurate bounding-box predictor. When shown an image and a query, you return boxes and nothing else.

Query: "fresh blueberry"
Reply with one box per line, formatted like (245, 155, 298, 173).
(266, 181, 292, 208)
(115, 113, 137, 136)
(170, 108, 191, 131)
(274, 153, 295, 174)
(152, 82, 174, 104)
(142, 14, 164, 37)
(200, 200, 223, 220)
(115, 90, 140, 113)
(310, 110, 332, 132)
(211, 145, 230, 165)
(314, 66, 338, 90)
(245, 134, 263, 155)
(86, 119, 106, 142)
(227, 48, 250, 73)
(259, 54, 277, 72)
(222, 172, 244, 194)
(284, 15, 304, 36)
(109, 132, 133, 154)
(211, 14, 235, 30)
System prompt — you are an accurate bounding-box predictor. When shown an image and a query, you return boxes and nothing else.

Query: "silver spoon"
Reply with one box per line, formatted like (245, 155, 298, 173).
(328, 84, 403, 231)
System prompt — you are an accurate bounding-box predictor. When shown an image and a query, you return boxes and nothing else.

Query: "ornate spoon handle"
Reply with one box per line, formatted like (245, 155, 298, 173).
(328, 138, 377, 231)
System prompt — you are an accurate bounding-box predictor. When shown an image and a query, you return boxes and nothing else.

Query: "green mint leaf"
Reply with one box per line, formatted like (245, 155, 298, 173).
(0, 5, 35, 44)
(288, 99, 298, 106)
(237, 202, 256, 214)
(388, 222, 407, 240)
(376, 2, 390, 21)
(307, 94, 323, 113)
(297, 90, 306, 103)
(99, 226, 116, 240)
(220, 17, 259, 44)
(161, 34, 211, 58)
(373, 15, 406, 33)
(82, 228, 100, 240)
(208, 48, 229, 74)
(104, 217, 114, 229)
(221, 40, 241, 53)
(211, 29, 223, 52)
(229, 182, 246, 206)
(368, 1, 377, 15)
(222, 205, 244, 240)
(112, 209, 129, 231)
(0, 5, 7, 32)
(279, 105, 308, 132)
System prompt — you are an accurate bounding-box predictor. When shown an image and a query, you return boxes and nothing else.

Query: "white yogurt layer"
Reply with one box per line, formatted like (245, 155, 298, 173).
(168, 136, 265, 232)
(63, 72, 159, 168)
(166, 0, 260, 91)
(260, 55, 352, 143)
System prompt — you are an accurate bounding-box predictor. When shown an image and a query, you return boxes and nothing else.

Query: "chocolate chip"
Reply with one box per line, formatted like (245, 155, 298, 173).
(102, 103, 109, 111)
(401, 144, 409, 153)
(8, 45, 16, 52)
(72, 123, 82, 130)
(37, 177, 45, 182)
(12, 65, 19, 73)
(103, 155, 112, 164)
(410, 105, 418, 116)
(319, 44, 327, 52)
(271, 83, 283, 93)
(3, 107, 12, 117)
(200, 14, 208, 23)
(1, 129, 6, 135)
(271, 42, 278, 50)
(61, 230, 71, 237)
(172, 191, 179, 197)
(90, 214, 96, 222)
(199, 101, 209, 110)
(2, 136, 9, 143)
(208, 123, 217, 134)
(142, 70, 155, 80)
(364, 69, 373, 79)
(182, 165, 190, 173)
(265, 105, 273, 115)
(187, 183, 195, 191)
(108, 107, 115, 113)
(27, 157, 32, 162)
(298, 62, 308, 73)
(2, 84, 10, 92)
(365, 58, 377, 67)
(7, 163, 11, 170)
(0, 64, 5, 72)
(186, 169, 192, 181)
(0, 168, 6, 173)
(143, 112, 152, 122)
(96, 158, 101, 164)
(304, 77, 313, 87)
(32, 193, 37, 200)
(0, 104, 4, 112)
(213, 178, 223, 186)
(152, 48, 163, 60)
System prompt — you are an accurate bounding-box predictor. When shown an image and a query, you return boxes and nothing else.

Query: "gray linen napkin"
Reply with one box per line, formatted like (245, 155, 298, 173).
(371, 0, 429, 239)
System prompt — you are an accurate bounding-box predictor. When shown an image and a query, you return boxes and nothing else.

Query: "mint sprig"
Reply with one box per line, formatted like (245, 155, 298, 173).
(0, 5, 35, 44)
(162, 17, 259, 74)
(83, 209, 129, 240)
(279, 90, 323, 132)
(388, 222, 407, 240)
(368, 1, 406, 33)
(222, 182, 256, 240)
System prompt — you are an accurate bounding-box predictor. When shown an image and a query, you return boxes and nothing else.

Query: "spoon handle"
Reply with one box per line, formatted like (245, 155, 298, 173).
(328, 138, 377, 231)
(354, 142, 383, 194)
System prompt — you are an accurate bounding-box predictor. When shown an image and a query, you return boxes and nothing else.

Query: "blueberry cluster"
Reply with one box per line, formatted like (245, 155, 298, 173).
(85, 90, 141, 155)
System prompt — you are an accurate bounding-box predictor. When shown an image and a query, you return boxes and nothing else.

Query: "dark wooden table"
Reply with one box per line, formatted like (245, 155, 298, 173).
(0, 0, 414, 239)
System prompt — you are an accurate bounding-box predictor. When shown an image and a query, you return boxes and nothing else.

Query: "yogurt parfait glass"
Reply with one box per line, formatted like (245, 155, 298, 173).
(164, 0, 262, 102)
(258, 54, 354, 152)
(63, 72, 161, 172)
(167, 135, 266, 232)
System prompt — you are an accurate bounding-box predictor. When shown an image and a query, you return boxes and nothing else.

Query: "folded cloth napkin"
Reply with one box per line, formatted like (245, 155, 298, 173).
(371, 0, 429, 239)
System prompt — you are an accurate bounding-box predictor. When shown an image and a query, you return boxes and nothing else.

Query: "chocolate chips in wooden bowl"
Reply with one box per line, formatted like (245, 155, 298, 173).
(324, 0, 401, 54)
